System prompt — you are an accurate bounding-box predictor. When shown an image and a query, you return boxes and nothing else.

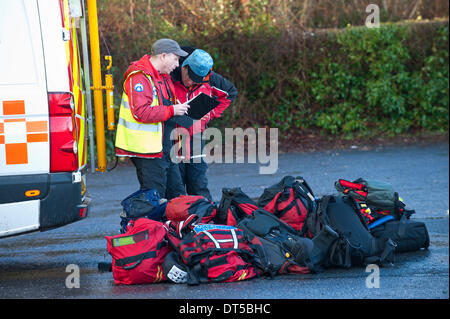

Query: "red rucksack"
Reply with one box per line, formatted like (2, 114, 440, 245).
(166, 195, 218, 223)
(257, 176, 316, 233)
(105, 218, 170, 285)
(217, 187, 259, 226)
(165, 215, 262, 285)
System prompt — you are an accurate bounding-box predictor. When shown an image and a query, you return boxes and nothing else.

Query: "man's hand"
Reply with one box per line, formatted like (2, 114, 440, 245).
(173, 103, 190, 116)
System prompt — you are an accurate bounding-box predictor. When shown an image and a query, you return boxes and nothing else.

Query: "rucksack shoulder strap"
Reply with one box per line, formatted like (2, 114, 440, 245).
(365, 238, 397, 266)
(309, 195, 333, 236)
(293, 176, 315, 201)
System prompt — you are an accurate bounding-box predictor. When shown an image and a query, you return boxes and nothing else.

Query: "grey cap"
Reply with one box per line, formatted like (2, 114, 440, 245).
(152, 39, 188, 57)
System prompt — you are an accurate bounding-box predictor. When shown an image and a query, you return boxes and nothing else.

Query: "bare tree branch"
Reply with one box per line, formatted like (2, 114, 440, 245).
(408, 0, 421, 19)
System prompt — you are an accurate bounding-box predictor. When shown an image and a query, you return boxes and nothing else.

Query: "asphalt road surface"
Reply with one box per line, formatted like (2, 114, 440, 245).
(0, 142, 448, 302)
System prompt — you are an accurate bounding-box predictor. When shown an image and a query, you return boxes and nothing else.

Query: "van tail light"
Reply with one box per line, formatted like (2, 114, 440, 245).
(48, 92, 78, 172)
(78, 205, 88, 218)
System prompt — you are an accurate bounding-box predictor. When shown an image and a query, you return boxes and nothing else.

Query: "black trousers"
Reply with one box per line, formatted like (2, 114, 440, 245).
(177, 133, 212, 201)
(179, 159, 212, 201)
(131, 154, 185, 200)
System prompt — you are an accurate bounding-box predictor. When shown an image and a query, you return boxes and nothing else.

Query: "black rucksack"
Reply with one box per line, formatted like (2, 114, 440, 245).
(303, 195, 397, 268)
(370, 217, 430, 253)
(237, 209, 325, 275)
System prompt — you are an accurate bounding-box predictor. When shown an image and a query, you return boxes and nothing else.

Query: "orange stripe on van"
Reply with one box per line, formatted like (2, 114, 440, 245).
(5, 143, 28, 165)
(4, 118, 26, 123)
(26, 121, 48, 133)
(27, 133, 48, 143)
(0, 123, 3, 134)
(0, 135, 4, 144)
(2, 100, 25, 116)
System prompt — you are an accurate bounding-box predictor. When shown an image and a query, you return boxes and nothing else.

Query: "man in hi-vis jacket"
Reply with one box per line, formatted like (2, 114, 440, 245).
(115, 39, 189, 199)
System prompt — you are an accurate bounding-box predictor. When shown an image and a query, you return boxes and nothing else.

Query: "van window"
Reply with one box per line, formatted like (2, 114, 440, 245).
(0, 1, 39, 85)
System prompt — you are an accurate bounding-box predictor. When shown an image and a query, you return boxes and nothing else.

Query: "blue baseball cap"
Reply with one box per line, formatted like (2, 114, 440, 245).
(182, 49, 213, 83)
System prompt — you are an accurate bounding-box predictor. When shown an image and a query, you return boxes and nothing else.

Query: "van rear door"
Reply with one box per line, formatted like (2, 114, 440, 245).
(0, 0, 50, 237)
(0, 0, 50, 176)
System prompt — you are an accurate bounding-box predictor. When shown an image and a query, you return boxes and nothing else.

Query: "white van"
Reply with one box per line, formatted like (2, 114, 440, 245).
(0, 0, 91, 237)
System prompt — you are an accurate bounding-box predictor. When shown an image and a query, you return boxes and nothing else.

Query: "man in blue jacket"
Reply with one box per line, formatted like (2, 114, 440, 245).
(167, 47, 237, 201)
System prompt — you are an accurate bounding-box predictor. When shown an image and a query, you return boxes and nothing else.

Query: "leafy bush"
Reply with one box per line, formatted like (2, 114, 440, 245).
(312, 23, 449, 136)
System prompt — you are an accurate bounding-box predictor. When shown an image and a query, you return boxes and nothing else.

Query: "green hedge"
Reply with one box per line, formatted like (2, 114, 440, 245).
(205, 22, 449, 139)
(310, 23, 449, 137)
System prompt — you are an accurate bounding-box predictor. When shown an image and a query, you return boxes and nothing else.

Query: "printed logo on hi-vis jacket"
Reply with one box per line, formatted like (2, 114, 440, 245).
(134, 83, 144, 92)
(0, 100, 48, 165)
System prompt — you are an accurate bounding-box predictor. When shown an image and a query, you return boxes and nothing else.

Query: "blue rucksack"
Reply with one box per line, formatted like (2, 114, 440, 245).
(119, 189, 167, 233)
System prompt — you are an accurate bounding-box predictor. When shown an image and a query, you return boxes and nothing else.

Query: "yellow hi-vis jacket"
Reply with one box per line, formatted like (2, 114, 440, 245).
(115, 71, 163, 156)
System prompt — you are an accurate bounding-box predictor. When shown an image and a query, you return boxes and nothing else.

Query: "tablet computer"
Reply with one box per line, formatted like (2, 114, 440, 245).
(187, 93, 220, 120)
(172, 93, 220, 128)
